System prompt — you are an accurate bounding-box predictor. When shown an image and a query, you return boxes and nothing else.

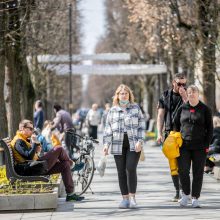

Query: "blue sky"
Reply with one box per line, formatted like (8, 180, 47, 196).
(79, 0, 105, 54)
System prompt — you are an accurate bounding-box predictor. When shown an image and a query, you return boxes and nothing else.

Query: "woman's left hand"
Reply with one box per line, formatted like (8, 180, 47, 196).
(135, 141, 142, 152)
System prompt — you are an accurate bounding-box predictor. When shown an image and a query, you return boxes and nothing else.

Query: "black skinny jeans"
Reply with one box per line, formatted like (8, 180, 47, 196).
(177, 147, 207, 198)
(114, 134, 141, 195)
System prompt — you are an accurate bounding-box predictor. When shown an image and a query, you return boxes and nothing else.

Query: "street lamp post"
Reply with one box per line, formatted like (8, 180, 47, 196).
(68, 3, 73, 113)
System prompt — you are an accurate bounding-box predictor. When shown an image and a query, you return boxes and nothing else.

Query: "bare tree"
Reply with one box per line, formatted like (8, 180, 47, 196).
(125, 0, 219, 112)
(0, 1, 8, 137)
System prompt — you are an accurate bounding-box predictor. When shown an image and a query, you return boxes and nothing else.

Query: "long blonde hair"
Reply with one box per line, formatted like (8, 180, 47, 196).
(112, 84, 135, 106)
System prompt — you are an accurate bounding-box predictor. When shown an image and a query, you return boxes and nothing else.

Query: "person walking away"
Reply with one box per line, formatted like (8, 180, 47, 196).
(157, 73, 188, 202)
(101, 103, 111, 129)
(173, 85, 213, 208)
(51, 104, 84, 171)
(103, 84, 145, 209)
(51, 104, 75, 159)
(86, 103, 101, 139)
(34, 100, 44, 130)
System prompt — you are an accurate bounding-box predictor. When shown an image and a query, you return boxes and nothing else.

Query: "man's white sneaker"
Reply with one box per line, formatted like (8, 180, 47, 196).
(179, 194, 190, 207)
(129, 197, 137, 209)
(118, 199, 130, 209)
(192, 198, 201, 208)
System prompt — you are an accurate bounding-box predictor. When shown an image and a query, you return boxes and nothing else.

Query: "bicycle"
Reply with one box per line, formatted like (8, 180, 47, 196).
(65, 130, 98, 196)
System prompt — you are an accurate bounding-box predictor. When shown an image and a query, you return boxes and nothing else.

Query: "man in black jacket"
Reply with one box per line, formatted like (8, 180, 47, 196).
(157, 73, 187, 201)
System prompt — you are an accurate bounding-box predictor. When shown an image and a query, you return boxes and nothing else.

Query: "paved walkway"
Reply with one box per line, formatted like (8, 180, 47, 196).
(1, 140, 220, 219)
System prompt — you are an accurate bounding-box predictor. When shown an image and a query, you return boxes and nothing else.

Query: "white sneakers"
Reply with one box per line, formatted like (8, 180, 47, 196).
(179, 193, 201, 208)
(118, 199, 130, 209)
(179, 193, 191, 207)
(118, 197, 137, 209)
(129, 197, 137, 209)
(191, 198, 201, 208)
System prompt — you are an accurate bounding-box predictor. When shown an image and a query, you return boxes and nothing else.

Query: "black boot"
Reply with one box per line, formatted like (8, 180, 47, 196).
(171, 175, 180, 202)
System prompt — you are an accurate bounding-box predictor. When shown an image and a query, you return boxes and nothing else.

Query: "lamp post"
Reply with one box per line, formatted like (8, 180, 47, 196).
(68, 3, 73, 113)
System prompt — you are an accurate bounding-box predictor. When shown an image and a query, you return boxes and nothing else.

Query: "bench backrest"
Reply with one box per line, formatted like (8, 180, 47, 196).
(0, 138, 16, 181)
(0, 138, 49, 183)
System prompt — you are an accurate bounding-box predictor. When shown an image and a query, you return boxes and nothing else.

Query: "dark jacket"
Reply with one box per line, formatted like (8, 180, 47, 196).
(52, 109, 73, 133)
(173, 101, 213, 149)
(34, 109, 44, 130)
(158, 89, 183, 131)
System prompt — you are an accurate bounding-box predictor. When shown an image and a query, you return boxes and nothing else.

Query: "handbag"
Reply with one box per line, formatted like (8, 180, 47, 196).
(97, 156, 107, 177)
(139, 148, 145, 161)
(162, 131, 183, 159)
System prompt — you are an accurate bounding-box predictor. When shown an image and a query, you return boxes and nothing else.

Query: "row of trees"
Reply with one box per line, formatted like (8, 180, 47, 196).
(0, 0, 82, 138)
(0, 0, 219, 137)
(90, 0, 219, 118)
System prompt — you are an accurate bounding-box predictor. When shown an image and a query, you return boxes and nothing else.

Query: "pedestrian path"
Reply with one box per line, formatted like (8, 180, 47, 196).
(1, 140, 220, 220)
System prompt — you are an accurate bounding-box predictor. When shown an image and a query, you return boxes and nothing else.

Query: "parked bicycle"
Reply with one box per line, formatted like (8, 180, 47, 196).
(65, 130, 98, 195)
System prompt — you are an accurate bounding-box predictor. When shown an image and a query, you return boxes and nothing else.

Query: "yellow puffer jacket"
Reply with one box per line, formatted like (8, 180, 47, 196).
(162, 131, 183, 159)
(11, 131, 39, 163)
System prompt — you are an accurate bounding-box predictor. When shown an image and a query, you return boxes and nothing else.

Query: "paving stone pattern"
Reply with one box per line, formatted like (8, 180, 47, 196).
(1, 140, 220, 220)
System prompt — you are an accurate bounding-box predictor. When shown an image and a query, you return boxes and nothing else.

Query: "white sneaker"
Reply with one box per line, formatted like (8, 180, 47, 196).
(179, 193, 190, 207)
(119, 199, 130, 209)
(129, 197, 137, 209)
(192, 198, 201, 208)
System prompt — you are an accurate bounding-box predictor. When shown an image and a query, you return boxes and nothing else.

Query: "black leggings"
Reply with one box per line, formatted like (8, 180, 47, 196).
(114, 134, 141, 195)
(177, 148, 207, 198)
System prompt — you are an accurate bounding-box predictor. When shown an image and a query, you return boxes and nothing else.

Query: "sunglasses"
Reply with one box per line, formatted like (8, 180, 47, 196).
(25, 126, 34, 131)
(175, 81, 186, 87)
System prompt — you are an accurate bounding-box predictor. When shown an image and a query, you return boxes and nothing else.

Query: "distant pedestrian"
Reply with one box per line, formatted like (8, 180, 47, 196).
(51, 104, 75, 159)
(101, 103, 111, 129)
(103, 84, 145, 209)
(85, 103, 101, 139)
(34, 100, 44, 130)
(173, 85, 213, 208)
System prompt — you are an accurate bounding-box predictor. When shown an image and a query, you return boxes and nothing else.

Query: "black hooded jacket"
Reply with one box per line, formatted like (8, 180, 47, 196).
(173, 101, 213, 149)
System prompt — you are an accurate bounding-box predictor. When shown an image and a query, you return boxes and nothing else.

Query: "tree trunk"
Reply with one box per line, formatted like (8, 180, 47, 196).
(0, 57, 8, 138)
(5, 48, 22, 138)
(0, 3, 8, 138)
(197, 0, 218, 112)
(170, 41, 179, 78)
(5, 5, 23, 137)
(20, 60, 35, 120)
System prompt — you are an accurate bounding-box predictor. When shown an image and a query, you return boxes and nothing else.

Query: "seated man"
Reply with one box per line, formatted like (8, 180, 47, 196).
(11, 119, 84, 202)
(205, 116, 220, 173)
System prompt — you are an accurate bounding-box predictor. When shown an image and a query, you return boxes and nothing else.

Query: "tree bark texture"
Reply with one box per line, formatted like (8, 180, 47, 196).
(197, 0, 218, 112)
(0, 1, 8, 137)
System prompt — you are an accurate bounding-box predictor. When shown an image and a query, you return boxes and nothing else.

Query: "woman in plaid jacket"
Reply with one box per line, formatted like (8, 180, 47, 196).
(103, 84, 145, 209)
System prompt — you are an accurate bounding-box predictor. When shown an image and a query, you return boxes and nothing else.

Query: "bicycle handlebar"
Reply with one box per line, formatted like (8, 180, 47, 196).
(66, 130, 99, 144)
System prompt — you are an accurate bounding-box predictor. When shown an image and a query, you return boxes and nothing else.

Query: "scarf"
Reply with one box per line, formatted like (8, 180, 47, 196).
(11, 131, 38, 163)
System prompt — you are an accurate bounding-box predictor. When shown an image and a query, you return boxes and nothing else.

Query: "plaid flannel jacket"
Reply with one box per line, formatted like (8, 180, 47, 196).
(103, 103, 145, 155)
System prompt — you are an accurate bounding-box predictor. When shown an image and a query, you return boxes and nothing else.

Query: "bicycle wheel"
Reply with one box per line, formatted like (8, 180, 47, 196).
(72, 154, 95, 196)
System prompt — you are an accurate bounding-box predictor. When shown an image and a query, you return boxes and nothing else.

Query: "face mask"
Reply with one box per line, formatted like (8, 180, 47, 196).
(119, 100, 129, 105)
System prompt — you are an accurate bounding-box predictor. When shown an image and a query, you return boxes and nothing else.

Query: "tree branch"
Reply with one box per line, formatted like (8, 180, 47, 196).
(169, 0, 195, 30)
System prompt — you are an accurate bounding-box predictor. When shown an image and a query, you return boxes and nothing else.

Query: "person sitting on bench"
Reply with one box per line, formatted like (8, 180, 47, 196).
(11, 119, 84, 202)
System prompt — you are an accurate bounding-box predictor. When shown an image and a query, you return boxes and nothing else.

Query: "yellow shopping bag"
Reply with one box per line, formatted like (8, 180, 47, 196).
(162, 131, 183, 159)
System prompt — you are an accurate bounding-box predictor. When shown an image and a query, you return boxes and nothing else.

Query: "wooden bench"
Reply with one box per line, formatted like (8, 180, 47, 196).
(0, 138, 49, 184)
